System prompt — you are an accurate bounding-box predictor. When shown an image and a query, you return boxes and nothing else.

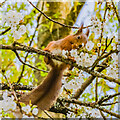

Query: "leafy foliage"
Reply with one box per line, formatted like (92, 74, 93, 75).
(0, 1, 119, 119)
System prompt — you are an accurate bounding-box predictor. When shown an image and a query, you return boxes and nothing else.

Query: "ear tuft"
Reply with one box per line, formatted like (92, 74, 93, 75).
(75, 23, 84, 35)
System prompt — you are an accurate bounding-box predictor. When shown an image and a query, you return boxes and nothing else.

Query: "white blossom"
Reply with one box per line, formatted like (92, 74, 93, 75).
(9, 101, 17, 110)
(70, 49, 78, 57)
(85, 41, 94, 51)
(91, 109, 101, 118)
(75, 56, 81, 65)
(32, 108, 38, 115)
(11, 26, 17, 33)
(22, 105, 31, 114)
(117, 45, 120, 51)
(7, 95, 14, 101)
(13, 31, 21, 39)
(3, 91, 8, 100)
(111, 43, 116, 50)
(62, 50, 68, 58)
(90, 16, 102, 36)
(64, 75, 84, 91)
(2, 100, 10, 111)
(80, 53, 90, 67)
(18, 25, 26, 35)
(97, 43, 101, 47)
(115, 37, 118, 42)
(0, 102, 2, 113)
(3, 10, 23, 26)
(91, 54, 98, 61)
(74, 52, 97, 67)
(111, 53, 118, 62)
(106, 66, 118, 79)
(2, 92, 16, 112)
(80, 52, 84, 58)
(2, 10, 25, 40)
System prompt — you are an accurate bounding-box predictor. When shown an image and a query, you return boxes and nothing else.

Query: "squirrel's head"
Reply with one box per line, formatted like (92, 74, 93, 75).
(73, 23, 89, 48)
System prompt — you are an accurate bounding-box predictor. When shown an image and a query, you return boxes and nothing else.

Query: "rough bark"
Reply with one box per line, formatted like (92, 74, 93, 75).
(34, 1, 85, 84)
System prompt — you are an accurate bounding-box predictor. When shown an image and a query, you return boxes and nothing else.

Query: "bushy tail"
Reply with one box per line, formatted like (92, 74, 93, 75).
(20, 61, 68, 110)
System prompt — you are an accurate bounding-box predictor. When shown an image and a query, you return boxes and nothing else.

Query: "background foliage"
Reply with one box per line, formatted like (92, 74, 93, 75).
(0, 0, 119, 119)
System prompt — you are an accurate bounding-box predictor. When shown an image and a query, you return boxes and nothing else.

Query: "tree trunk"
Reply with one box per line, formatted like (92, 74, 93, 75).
(34, 1, 85, 84)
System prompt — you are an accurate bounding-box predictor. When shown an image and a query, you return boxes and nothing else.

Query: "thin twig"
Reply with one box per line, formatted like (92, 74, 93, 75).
(27, 0, 92, 29)
(63, 98, 120, 119)
(101, 37, 114, 56)
(99, 110, 107, 120)
(111, 1, 120, 23)
(72, 58, 109, 99)
(92, 3, 108, 70)
(98, 93, 120, 105)
(2, 74, 18, 101)
(95, 77, 98, 102)
(0, 0, 7, 7)
(43, 110, 54, 120)
(2, 73, 23, 114)
(101, 101, 119, 106)
(13, 50, 48, 73)
(91, 37, 114, 70)
(0, 27, 11, 36)
(63, 87, 71, 97)
(17, 3, 44, 83)
(98, 2, 108, 56)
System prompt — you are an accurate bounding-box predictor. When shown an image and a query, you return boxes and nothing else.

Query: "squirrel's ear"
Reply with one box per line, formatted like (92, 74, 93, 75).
(75, 23, 84, 35)
(86, 29, 89, 37)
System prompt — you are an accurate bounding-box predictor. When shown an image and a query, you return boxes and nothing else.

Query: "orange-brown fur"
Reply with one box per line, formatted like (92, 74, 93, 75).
(20, 24, 89, 110)
(20, 62, 67, 110)
(44, 24, 89, 54)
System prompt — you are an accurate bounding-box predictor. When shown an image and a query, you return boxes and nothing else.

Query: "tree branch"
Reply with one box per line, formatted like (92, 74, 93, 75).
(101, 37, 114, 56)
(17, 7, 43, 83)
(27, 0, 92, 29)
(72, 57, 115, 99)
(101, 101, 119, 106)
(13, 50, 48, 72)
(98, 93, 120, 105)
(0, 83, 34, 91)
(0, 43, 119, 85)
(63, 98, 120, 119)
(99, 110, 107, 120)
(91, 41, 117, 71)
(1, 81, 119, 117)
(2, 73, 23, 114)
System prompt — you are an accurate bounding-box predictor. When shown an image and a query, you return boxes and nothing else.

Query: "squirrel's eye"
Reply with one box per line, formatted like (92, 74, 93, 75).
(77, 36, 81, 39)
(79, 45, 82, 48)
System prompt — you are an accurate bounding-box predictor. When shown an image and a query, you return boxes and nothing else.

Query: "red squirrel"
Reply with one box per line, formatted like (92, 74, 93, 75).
(44, 24, 89, 55)
(20, 24, 89, 110)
